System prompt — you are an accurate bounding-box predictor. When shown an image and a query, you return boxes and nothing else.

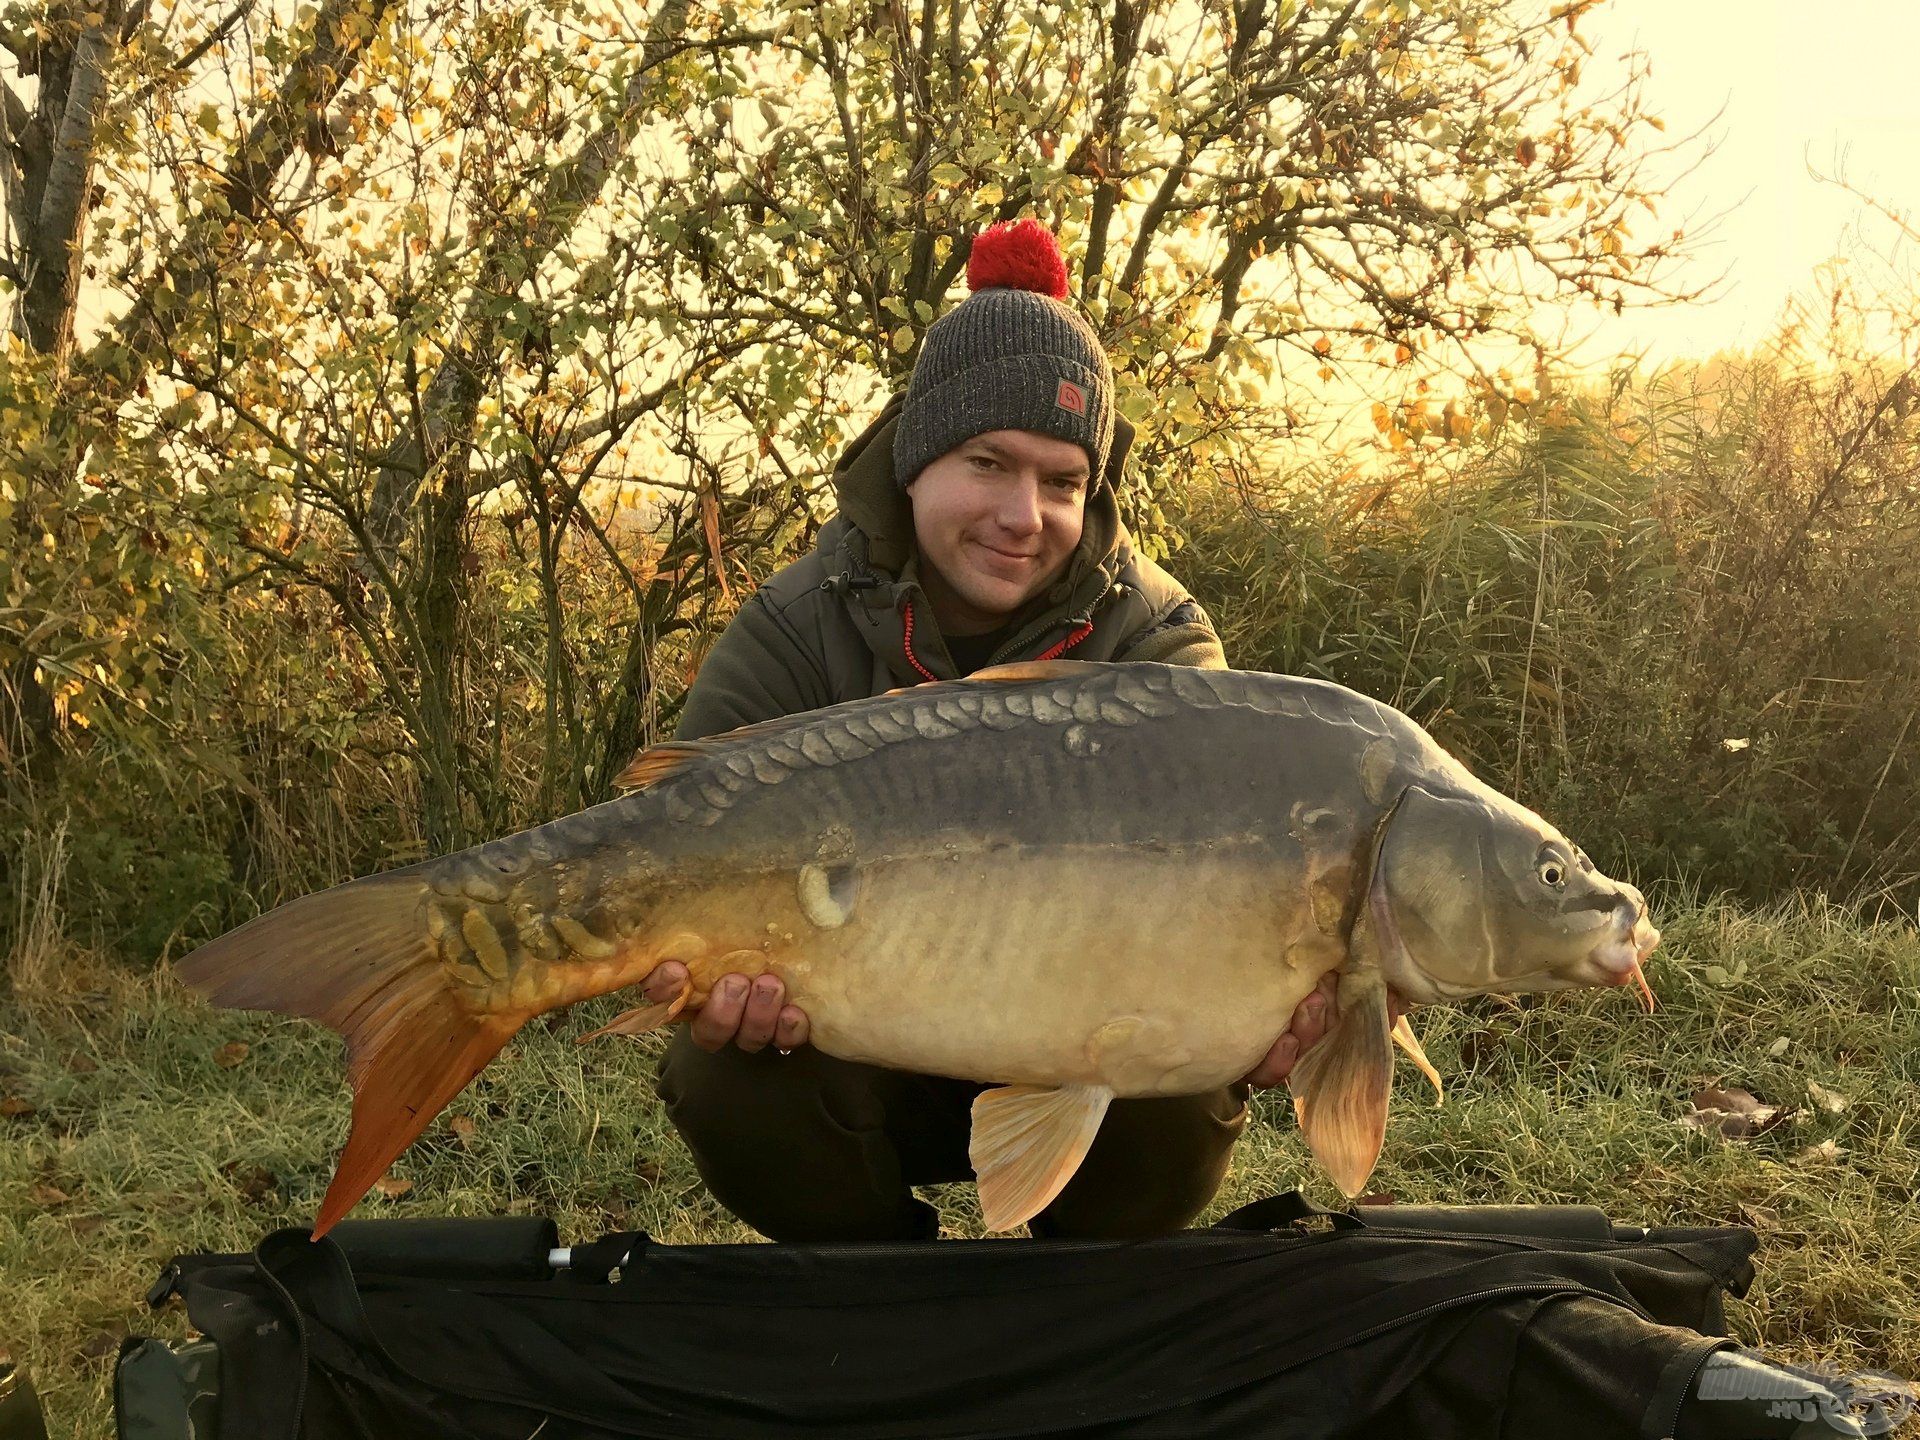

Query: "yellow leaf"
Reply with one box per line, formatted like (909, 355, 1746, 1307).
(373, 1176, 414, 1200)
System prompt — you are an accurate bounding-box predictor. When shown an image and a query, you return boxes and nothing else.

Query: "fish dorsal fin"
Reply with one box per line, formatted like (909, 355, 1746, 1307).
(620, 661, 1102, 790)
(614, 746, 705, 792)
(880, 658, 1096, 697)
(969, 659, 1096, 683)
(612, 712, 828, 792)
(969, 1083, 1113, 1231)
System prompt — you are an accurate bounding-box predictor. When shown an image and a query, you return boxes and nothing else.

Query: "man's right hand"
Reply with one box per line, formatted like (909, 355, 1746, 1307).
(643, 962, 811, 1054)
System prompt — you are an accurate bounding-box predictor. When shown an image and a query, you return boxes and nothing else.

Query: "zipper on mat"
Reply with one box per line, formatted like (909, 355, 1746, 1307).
(1657, 1340, 1736, 1440)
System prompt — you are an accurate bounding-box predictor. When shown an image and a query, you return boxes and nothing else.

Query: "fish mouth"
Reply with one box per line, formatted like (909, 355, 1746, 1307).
(1586, 911, 1661, 1013)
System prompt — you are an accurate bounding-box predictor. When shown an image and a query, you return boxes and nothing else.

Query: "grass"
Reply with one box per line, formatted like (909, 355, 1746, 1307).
(3, 890, 1917, 1437)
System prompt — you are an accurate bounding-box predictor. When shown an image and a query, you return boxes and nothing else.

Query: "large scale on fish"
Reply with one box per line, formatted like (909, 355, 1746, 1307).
(181, 660, 1660, 1236)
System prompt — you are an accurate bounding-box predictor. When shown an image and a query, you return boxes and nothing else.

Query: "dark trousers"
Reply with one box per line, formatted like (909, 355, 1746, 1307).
(656, 1028, 1250, 1242)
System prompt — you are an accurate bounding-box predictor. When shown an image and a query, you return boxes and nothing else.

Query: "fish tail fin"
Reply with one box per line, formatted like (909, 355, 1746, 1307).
(176, 876, 524, 1238)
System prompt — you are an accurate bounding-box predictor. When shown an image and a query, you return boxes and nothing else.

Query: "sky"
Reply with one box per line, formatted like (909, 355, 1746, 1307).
(1561, 0, 1920, 365)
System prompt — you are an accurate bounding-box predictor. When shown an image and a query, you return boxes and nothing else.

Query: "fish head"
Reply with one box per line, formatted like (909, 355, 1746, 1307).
(1367, 785, 1660, 1010)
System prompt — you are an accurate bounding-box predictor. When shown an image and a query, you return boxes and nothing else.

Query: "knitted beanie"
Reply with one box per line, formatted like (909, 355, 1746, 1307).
(893, 219, 1115, 489)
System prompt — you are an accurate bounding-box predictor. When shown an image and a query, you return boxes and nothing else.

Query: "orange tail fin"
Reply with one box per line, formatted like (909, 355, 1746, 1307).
(176, 874, 524, 1238)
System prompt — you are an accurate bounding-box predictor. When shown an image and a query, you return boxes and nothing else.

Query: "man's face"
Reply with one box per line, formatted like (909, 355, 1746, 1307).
(906, 429, 1091, 635)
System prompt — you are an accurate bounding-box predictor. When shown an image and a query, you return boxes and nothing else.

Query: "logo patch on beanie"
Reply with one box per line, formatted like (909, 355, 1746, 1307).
(1055, 379, 1087, 416)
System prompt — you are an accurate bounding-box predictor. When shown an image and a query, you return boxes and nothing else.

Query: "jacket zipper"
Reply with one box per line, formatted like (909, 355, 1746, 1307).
(986, 613, 1093, 668)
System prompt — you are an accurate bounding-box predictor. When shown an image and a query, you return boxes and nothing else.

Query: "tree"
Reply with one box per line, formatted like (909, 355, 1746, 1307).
(2, 0, 1694, 867)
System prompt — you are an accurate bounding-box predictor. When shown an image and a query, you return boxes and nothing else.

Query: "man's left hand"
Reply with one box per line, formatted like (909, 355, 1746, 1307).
(1240, 973, 1407, 1089)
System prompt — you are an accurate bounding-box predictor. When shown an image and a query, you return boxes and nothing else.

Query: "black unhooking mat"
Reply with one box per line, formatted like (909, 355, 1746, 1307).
(129, 1193, 1758, 1440)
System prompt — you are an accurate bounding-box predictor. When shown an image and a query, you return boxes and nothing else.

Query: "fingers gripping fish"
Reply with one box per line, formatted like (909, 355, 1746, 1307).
(177, 661, 1660, 1236)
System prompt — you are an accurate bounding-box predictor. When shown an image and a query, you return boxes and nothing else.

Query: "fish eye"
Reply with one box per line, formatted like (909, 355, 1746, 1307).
(1537, 857, 1568, 888)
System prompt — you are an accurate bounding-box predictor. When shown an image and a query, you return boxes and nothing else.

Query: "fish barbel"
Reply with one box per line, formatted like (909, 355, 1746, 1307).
(178, 660, 1659, 1235)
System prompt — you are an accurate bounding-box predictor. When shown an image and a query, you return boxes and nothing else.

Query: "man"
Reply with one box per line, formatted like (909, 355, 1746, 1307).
(639, 219, 1339, 1241)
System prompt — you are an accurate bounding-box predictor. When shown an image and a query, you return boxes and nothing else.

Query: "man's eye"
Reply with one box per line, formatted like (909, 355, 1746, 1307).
(970, 455, 999, 470)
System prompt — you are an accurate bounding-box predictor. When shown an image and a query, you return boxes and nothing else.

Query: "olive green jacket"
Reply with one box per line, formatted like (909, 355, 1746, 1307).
(675, 395, 1226, 742)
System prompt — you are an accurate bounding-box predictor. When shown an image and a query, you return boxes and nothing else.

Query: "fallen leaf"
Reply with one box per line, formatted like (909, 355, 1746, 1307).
(0, 1096, 36, 1118)
(1692, 1085, 1767, 1114)
(447, 1115, 477, 1147)
(78, 1329, 125, 1363)
(634, 1158, 663, 1186)
(1461, 1026, 1507, 1070)
(66, 1053, 99, 1074)
(1764, 1036, 1790, 1058)
(372, 1176, 413, 1200)
(1793, 1140, 1846, 1166)
(222, 1161, 278, 1202)
(213, 1042, 250, 1069)
(1738, 1203, 1780, 1231)
(1355, 1191, 1398, 1207)
(1806, 1081, 1849, 1114)
(66, 1214, 106, 1239)
(1682, 1085, 1794, 1140)
(30, 1183, 72, 1208)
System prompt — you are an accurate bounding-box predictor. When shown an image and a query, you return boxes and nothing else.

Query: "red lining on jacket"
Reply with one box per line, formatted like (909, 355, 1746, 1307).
(900, 601, 940, 683)
(1036, 622, 1095, 661)
(903, 599, 1094, 680)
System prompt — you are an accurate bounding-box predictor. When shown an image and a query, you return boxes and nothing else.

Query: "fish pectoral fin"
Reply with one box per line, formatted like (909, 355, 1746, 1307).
(969, 1083, 1113, 1232)
(575, 981, 693, 1044)
(1391, 1012, 1445, 1105)
(1290, 973, 1395, 1199)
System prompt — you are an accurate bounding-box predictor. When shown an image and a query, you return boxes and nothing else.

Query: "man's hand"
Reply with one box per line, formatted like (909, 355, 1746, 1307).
(1240, 974, 1408, 1089)
(642, 962, 810, 1054)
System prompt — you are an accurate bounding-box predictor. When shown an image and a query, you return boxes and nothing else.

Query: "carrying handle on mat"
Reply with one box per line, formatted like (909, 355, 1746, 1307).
(1212, 1192, 1365, 1233)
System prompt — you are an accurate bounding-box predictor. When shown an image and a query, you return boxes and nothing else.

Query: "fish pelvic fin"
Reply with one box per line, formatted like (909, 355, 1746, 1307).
(175, 875, 526, 1238)
(1290, 964, 1395, 1199)
(1391, 1013, 1445, 1105)
(969, 1083, 1113, 1232)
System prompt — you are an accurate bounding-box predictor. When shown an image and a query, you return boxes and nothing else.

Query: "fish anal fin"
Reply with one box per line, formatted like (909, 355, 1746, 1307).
(969, 1083, 1112, 1231)
(575, 980, 693, 1044)
(1290, 972, 1395, 1199)
(1391, 1012, 1445, 1105)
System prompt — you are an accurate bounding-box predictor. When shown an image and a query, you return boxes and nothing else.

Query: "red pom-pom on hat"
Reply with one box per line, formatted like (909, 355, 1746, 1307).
(966, 219, 1070, 300)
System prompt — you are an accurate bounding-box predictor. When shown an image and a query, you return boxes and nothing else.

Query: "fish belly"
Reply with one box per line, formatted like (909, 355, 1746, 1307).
(766, 844, 1337, 1095)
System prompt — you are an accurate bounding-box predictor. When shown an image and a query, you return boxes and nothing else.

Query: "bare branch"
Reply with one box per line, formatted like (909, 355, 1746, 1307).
(128, 0, 256, 108)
